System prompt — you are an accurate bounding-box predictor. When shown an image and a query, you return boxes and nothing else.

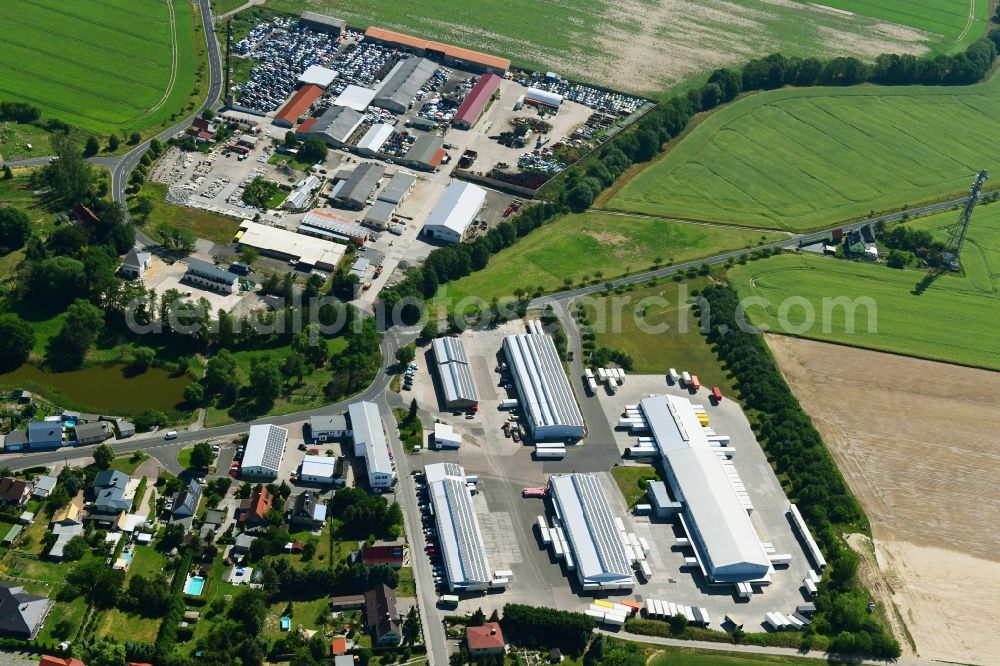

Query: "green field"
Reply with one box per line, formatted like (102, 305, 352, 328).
(810, 0, 990, 52)
(0, 0, 203, 135)
(0, 122, 52, 160)
(608, 72, 1000, 232)
(248, 0, 966, 93)
(729, 243, 1000, 369)
(137, 183, 241, 245)
(648, 646, 817, 666)
(583, 278, 740, 396)
(435, 212, 781, 305)
(610, 465, 659, 507)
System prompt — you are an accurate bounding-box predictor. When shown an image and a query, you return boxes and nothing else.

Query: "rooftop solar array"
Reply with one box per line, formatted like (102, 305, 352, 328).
(244, 424, 289, 474)
(550, 474, 632, 586)
(425, 463, 491, 590)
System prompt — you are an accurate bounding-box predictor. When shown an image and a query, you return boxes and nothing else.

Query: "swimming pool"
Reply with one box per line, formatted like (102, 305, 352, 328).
(184, 575, 206, 596)
(121, 550, 133, 564)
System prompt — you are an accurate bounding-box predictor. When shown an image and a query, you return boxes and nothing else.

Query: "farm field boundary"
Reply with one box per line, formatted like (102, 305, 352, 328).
(607, 71, 1000, 232)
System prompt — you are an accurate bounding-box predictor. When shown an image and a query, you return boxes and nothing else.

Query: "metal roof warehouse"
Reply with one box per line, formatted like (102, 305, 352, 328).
(378, 171, 417, 205)
(334, 163, 385, 210)
(237, 220, 346, 271)
(403, 134, 445, 171)
(373, 57, 438, 113)
(425, 462, 492, 591)
(241, 424, 289, 480)
(348, 401, 396, 491)
(300, 209, 370, 245)
(422, 180, 486, 244)
(639, 394, 771, 583)
(502, 320, 585, 440)
(299, 105, 365, 147)
(452, 73, 501, 129)
(549, 473, 633, 590)
(432, 337, 479, 408)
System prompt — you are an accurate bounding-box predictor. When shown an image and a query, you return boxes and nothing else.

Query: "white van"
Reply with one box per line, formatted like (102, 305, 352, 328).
(164, 431, 178, 440)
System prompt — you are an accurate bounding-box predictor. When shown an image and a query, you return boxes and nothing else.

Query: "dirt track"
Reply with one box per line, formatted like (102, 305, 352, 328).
(767, 335, 1000, 665)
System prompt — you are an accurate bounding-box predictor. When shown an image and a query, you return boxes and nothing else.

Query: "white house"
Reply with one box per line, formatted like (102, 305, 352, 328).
(120, 248, 152, 280)
(433, 423, 462, 450)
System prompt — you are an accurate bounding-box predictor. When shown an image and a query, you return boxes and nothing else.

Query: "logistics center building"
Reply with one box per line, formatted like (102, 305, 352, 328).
(639, 394, 771, 583)
(348, 401, 396, 491)
(502, 320, 585, 440)
(431, 337, 478, 409)
(425, 463, 492, 592)
(549, 473, 633, 590)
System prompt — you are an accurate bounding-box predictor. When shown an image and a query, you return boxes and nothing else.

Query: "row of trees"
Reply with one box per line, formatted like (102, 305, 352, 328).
(499, 604, 594, 656)
(328, 486, 404, 539)
(698, 284, 900, 658)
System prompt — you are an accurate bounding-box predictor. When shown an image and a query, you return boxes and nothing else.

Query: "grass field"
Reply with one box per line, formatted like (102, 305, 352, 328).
(435, 212, 781, 305)
(0, 0, 203, 136)
(0, 122, 52, 161)
(251, 0, 949, 93)
(582, 278, 740, 396)
(647, 647, 817, 666)
(810, 0, 990, 52)
(137, 183, 241, 245)
(610, 465, 659, 507)
(607, 72, 1000, 232)
(729, 247, 1000, 370)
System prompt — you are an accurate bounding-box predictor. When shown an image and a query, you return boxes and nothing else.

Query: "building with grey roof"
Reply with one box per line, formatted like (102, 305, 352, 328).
(403, 134, 444, 171)
(31, 475, 57, 498)
(183, 259, 239, 294)
(639, 394, 771, 583)
(91, 469, 133, 515)
(309, 414, 347, 442)
(0, 584, 52, 639)
(334, 163, 385, 210)
(73, 421, 112, 446)
(172, 480, 203, 519)
(373, 57, 438, 113)
(363, 199, 397, 229)
(502, 320, 585, 440)
(378, 171, 416, 205)
(549, 474, 633, 590)
(303, 105, 365, 148)
(2, 429, 27, 452)
(27, 421, 62, 450)
(348, 401, 396, 491)
(300, 11, 346, 36)
(425, 463, 492, 592)
(356, 123, 394, 156)
(431, 337, 478, 409)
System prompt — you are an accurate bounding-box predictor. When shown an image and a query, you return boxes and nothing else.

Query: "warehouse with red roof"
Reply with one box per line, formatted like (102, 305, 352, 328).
(452, 73, 501, 130)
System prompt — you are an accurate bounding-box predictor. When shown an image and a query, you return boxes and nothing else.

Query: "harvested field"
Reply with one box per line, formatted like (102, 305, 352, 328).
(768, 334, 1000, 664)
(267, 0, 942, 93)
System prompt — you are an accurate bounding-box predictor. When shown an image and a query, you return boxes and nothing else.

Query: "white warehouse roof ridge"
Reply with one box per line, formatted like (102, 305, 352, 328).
(422, 180, 486, 242)
(425, 463, 492, 591)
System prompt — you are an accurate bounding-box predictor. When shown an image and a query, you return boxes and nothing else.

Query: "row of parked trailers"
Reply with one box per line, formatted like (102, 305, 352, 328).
(582, 367, 625, 395)
(535, 441, 566, 459)
(537, 515, 575, 572)
(586, 599, 641, 627)
(764, 606, 815, 631)
(643, 599, 711, 626)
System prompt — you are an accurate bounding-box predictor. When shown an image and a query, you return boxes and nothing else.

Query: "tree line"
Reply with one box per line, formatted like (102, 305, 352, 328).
(499, 603, 594, 656)
(698, 284, 900, 658)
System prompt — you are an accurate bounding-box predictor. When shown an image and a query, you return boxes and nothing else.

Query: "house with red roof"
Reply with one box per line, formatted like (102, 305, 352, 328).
(38, 657, 85, 666)
(361, 539, 404, 569)
(238, 484, 273, 528)
(466, 622, 507, 656)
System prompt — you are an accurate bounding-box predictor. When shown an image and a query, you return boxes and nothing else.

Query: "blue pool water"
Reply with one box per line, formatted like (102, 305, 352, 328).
(280, 616, 291, 631)
(184, 575, 206, 596)
(121, 551, 133, 564)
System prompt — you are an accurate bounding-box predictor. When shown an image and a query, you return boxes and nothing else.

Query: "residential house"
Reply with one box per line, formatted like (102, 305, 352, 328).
(2, 430, 28, 452)
(238, 484, 273, 528)
(232, 533, 255, 559)
(91, 469, 134, 517)
(286, 492, 327, 530)
(27, 421, 62, 451)
(120, 248, 152, 280)
(38, 657, 85, 666)
(49, 492, 84, 560)
(17, 391, 31, 404)
(32, 475, 57, 499)
(363, 584, 401, 647)
(466, 622, 507, 657)
(0, 584, 52, 639)
(309, 414, 348, 442)
(0, 477, 32, 507)
(73, 421, 112, 446)
(330, 636, 348, 655)
(114, 419, 136, 439)
(171, 480, 202, 520)
(360, 539, 404, 569)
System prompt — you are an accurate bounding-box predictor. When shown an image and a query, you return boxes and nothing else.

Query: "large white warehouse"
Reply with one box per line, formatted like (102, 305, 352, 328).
(431, 337, 478, 409)
(640, 394, 771, 583)
(241, 424, 288, 481)
(502, 320, 585, 441)
(549, 474, 633, 590)
(348, 401, 397, 491)
(425, 463, 493, 592)
(422, 181, 486, 244)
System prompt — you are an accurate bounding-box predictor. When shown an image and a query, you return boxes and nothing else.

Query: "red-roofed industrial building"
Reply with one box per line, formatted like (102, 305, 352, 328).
(364, 27, 509, 75)
(274, 84, 324, 128)
(452, 73, 501, 129)
(466, 622, 507, 656)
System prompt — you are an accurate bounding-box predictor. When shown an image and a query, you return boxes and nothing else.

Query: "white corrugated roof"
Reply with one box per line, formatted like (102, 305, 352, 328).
(432, 337, 478, 405)
(502, 331, 584, 437)
(357, 123, 394, 152)
(301, 454, 337, 479)
(243, 424, 288, 474)
(422, 180, 486, 238)
(333, 84, 377, 111)
(550, 474, 632, 585)
(640, 394, 770, 581)
(425, 463, 491, 589)
(348, 402, 394, 483)
(298, 65, 338, 88)
(239, 221, 346, 269)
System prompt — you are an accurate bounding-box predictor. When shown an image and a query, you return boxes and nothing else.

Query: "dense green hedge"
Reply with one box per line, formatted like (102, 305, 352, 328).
(698, 284, 900, 659)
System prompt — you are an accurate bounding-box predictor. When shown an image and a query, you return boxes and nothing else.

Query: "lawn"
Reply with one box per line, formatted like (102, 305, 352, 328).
(396, 566, 415, 597)
(268, 151, 314, 174)
(251, 0, 958, 93)
(581, 277, 739, 397)
(607, 72, 1000, 232)
(811, 0, 990, 53)
(177, 447, 194, 470)
(435, 212, 781, 305)
(263, 597, 331, 643)
(647, 646, 818, 666)
(0, 0, 205, 136)
(0, 122, 52, 160)
(98, 608, 161, 643)
(728, 248, 1000, 370)
(136, 183, 241, 245)
(610, 465, 659, 507)
(37, 594, 88, 644)
(126, 545, 168, 581)
(110, 451, 151, 475)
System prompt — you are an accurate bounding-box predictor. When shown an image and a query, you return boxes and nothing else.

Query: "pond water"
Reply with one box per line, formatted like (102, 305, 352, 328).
(0, 362, 188, 413)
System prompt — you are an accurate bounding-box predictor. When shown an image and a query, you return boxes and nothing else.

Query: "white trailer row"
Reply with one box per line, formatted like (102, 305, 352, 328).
(535, 443, 566, 458)
(789, 503, 827, 570)
(643, 599, 710, 626)
(586, 602, 633, 627)
(596, 368, 625, 385)
(722, 458, 753, 512)
(736, 582, 754, 598)
(765, 611, 805, 631)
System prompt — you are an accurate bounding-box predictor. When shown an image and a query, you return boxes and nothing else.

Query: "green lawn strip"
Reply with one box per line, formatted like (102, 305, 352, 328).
(97, 607, 161, 643)
(581, 277, 740, 397)
(177, 447, 194, 470)
(36, 594, 88, 644)
(609, 73, 1000, 231)
(126, 545, 168, 581)
(436, 212, 779, 305)
(136, 182, 241, 245)
(109, 451, 150, 475)
(609, 465, 659, 508)
(645, 641, 820, 665)
(815, 0, 988, 52)
(268, 151, 314, 174)
(729, 251, 1000, 370)
(393, 408, 423, 453)
(396, 566, 415, 597)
